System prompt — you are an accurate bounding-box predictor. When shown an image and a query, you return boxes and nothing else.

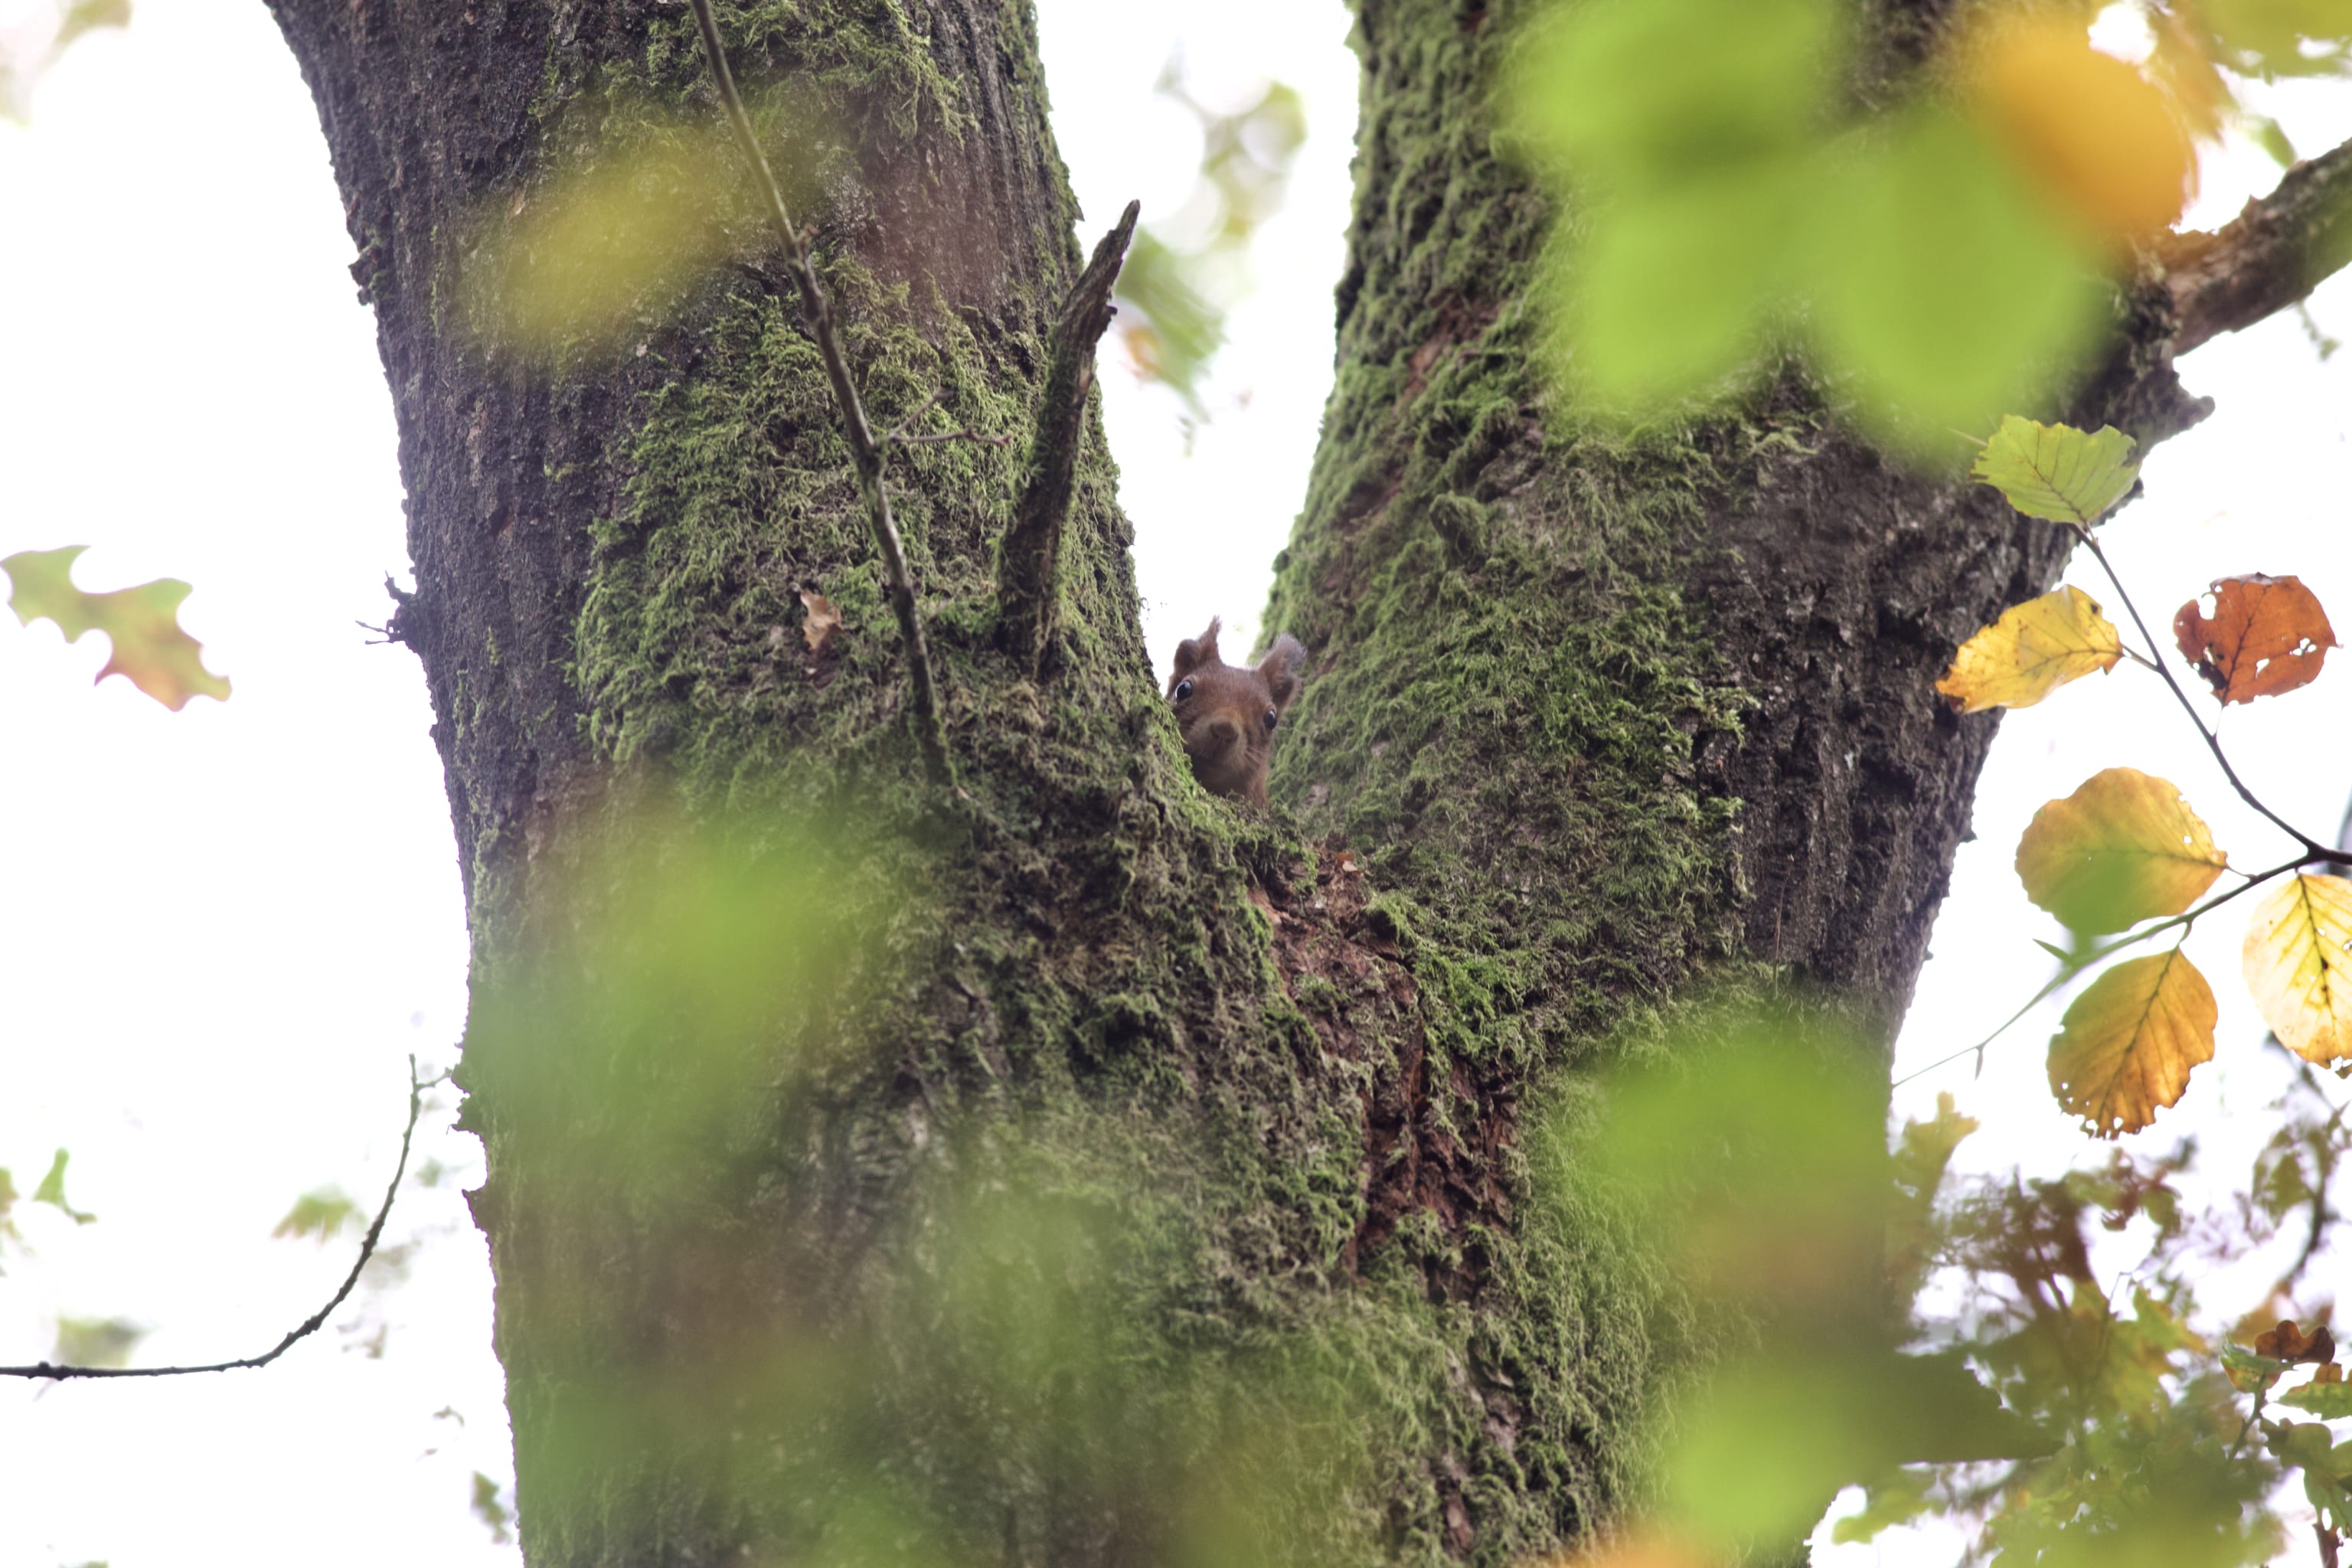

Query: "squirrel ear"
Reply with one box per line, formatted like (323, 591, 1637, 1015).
(1171, 616, 1223, 681)
(1259, 634, 1305, 710)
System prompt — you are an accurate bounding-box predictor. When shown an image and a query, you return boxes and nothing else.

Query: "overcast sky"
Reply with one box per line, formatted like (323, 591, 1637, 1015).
(1, 3, 2348, 1565)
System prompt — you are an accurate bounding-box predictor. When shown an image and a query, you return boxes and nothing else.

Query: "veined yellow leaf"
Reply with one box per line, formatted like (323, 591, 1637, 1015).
(2014, 768, 2228, 933)
(2243, 874, 2352, 1065)
(2047, 949, 2216, 1137)
(1971, 416, 2140, 525)
(1936, 585, 2121, 712)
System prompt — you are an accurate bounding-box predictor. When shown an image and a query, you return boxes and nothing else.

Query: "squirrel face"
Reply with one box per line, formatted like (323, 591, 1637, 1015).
(1165, 616, 1305, 807)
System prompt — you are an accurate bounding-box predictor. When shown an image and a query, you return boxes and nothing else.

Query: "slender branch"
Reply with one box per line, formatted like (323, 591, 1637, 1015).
(0, 1060, 432, 1382)
(2073, 526, 2331, 857)
(2161, 134, 2352, 358)
(687, 0, 952, 786)
(999, 198, 1141, 674)
(1890, 853, 2326, 1089)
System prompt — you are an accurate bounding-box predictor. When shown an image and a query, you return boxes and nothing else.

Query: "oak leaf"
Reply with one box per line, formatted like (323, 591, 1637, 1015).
(2173, 573, 2337, 704)
(2243, 874, 2352, 1064)
(2014, 768, 2227, 933)
(3, 546, 230, 710)
(2045, 949, 2216, 1137)
(1936, 585, 2121, 712)
(1971, 416, 2140, 525)
(2257, 1318, 2337, 1363)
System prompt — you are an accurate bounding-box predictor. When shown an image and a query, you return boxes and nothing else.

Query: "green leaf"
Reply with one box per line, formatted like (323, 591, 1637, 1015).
(1831, 1469, 1936, 1544)
(55, 0, 132, 47)
(2281, 1378, 2352, 1418)
(31, 1148, 96, 1226)
(273, 1187, 362, 1244)
(4, 546, 230, 710)
(2203, 0, 2352, 79)
(1808, 108, 2104, 450)
(1971, 416, 2141, 525)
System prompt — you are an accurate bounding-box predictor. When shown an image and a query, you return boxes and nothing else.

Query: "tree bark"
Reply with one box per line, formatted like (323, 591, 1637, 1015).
(265, 0, 2236, 1564)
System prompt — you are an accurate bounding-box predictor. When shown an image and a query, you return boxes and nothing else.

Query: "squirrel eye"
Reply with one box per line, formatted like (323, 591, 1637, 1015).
(1264, 707, 1279, 731)
(1173, 678, 1194, 702)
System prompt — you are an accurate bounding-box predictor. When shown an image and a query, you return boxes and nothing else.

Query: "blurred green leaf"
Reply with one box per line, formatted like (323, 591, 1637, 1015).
(31, 1148, 94, 1226)
(1971, 416, 2141, 525)
(469, 1472, 513, 1545)
(2203, 0, 2352, 78)
(2220, 1344, 2293, 1392)
(53, 1316, 145, 1368)
(2280, 1377, 2352, 1416)
(1510, 0, 1841, 187)
(1808, 107, 2104, 448)
(273, 1187, 361, 1245)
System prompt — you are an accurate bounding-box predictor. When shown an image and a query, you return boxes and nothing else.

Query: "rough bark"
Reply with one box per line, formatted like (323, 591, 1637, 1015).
(263, 0, 2269, 1564)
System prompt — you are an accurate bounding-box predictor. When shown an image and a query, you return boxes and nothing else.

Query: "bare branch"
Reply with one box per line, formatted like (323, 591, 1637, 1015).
(2162, 136, 2352, 358)
(687, 0, 952, 786)
(999, 199, 1141, 675)
(0, 1060, 432, 1382)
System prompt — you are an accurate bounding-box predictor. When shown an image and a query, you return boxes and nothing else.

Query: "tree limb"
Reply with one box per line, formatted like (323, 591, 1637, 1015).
(2161, 136, 2352, 358)
(0, 1061, 430, 1382)
(998, 199, 1140, 675)
(687, 0, 952, 786)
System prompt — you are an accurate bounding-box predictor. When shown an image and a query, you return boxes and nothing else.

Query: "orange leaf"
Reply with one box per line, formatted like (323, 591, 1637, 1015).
(799, 588, 844, 654)
(2, 546, 231, 711)
(1937, 586, 2122, 714)
(2014, 768, 2227, 933)
(2046, 949, 2216, 1137)
(2256, 1319, 2337, 1364)
(1964, 15, 2197, 246)
(2172, 573, 2337, 704)
(2243, 874, 2352, 1065)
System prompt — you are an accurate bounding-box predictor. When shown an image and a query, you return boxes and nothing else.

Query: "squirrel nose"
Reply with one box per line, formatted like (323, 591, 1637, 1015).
(1207, 717, 1242, 749)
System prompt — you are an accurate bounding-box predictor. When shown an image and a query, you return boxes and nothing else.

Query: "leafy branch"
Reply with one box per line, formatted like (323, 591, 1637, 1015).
(0, 1060, 433, 1382)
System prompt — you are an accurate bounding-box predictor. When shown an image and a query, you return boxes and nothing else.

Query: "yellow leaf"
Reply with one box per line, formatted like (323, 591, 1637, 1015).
(1936, 585, 2120, 713)
(2014, 768, 2228, 933)
(2047, 949, 2216, 1137)
(2243, 874, 2352, 1064)
(3, 545, 231, 710)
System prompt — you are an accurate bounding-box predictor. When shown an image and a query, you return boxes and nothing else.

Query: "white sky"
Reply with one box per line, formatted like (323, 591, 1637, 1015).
(0, 2, 2347, 1564)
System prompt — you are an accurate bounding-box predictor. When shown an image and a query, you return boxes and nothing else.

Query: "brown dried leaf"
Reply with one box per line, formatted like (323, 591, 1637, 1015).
(2013, 767, 2227, 933)
(2046, 949, 2216, 1137)
(2257, 1319, 2337, 1364)
(2173, 573, 2337, 704)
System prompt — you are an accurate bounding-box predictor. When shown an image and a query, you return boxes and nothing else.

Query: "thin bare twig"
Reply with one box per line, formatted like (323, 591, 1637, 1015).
(0, 1060, 433, 1381)
(687, 0, 952, 786)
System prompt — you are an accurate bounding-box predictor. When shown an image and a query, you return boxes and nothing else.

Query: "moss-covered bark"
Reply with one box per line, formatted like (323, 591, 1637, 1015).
(266, 0, 2203, 1563)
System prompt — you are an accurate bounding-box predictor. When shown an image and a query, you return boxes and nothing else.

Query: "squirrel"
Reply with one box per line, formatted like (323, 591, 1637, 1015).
(1165, 616, 1305, 807)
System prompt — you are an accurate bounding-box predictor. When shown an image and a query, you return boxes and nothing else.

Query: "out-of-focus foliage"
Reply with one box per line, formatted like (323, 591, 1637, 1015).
(4, 546, 230, 710)
(469, 806, 1369, 1565)
(1504, 0, 2352, 454)
(31, 1148, 95, 1226)
(1112, 60, 1308, 418)
(51, 1316, 146, 1369)
(272, 1187, 362, 1246)
(1540, 1007, 2352, 1567)
(0, 0, 128, 122)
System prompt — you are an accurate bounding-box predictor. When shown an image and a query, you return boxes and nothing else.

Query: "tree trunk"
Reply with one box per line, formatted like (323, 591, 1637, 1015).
(263, 0, 2206, 1563)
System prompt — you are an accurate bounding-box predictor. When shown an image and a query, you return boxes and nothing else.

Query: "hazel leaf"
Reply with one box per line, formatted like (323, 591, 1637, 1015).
(2174, 573, 2339, 704)
(2045, 949, 2216, 1138)
(2014, 768, 2228, 933)
(1936, 585, 2122, 712)
(2243, 874, 2352, 1066)
(1971, 416, 2141, 524)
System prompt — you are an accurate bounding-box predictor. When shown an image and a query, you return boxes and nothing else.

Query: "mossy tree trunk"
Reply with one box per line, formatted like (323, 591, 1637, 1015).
(265, 0, 2210, 1563)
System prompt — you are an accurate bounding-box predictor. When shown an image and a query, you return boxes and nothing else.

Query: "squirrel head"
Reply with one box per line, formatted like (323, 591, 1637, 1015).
(1165, 616, 1305, 807)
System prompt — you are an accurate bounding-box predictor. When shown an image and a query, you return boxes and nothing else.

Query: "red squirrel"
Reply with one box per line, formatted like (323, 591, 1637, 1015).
(1165, 616, 1305, 807)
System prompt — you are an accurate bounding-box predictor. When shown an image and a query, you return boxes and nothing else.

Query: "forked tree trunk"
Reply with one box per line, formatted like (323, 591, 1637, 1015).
(265, 0, 2209, 1562)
